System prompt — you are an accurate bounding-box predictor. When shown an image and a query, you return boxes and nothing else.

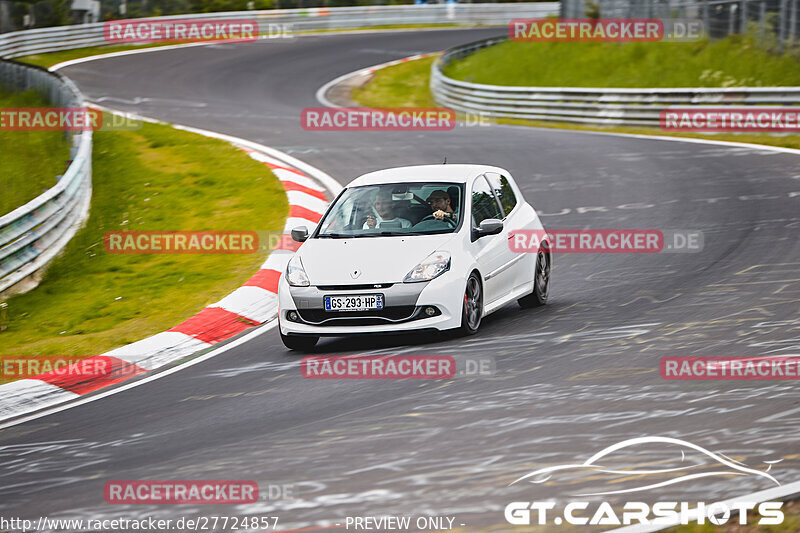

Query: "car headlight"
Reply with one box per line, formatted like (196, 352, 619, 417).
(286, 254, 310, 287)
(403, 251, 451, 283)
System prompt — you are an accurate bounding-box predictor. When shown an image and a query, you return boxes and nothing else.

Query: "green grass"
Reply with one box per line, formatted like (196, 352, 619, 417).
(350, 52, 800, 151)
(0, 119, 288, 368)
(352, 55, 438, 108)
(17, 44, 168, 69)
(0, 89, 71, 216)
(442, 34, 800, 88)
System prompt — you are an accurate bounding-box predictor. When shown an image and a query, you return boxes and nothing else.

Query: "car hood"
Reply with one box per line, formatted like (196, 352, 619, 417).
(299, 234, 455, 284)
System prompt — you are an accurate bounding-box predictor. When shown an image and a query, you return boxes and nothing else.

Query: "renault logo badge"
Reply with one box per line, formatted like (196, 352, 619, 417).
(350, 269, 361, 279)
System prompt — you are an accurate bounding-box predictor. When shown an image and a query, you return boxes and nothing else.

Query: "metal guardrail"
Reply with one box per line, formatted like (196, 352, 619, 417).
(563, 0, 800, 50)
(0, 60, 92, 296)
(0, 4, 560, 59)
(431, 36, 800, 126)
(0, 4, 558, 296)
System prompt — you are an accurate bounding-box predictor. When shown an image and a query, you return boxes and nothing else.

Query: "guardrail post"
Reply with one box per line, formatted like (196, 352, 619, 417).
(791, 0, 797, 43)
(760, 1, 767, 38)
(741, 0, 748, 33)
(729, 3, 737, 35)
(779, 0, 787, 52)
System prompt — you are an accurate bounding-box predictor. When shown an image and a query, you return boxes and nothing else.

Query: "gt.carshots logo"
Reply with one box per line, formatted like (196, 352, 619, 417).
(505, 437, 785, 527)
(104, 481, 258, 504)
(505, 501, 783, 526)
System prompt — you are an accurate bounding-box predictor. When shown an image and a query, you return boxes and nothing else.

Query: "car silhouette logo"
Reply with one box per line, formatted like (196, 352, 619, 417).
(509, 436, 782, 497)
(350, 269, 361, 279)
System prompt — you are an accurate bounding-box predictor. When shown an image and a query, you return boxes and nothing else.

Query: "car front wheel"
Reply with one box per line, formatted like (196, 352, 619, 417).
(458, 272, 483, 335)
(518, 249, 550, 308)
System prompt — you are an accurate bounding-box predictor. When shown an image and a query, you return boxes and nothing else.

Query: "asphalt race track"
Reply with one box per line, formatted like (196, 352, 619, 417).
(2, 28, 799, 531)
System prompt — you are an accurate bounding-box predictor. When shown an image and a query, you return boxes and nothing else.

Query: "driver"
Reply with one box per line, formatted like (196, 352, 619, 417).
(364, 191, 412, 229)
(426, 190, 456, 222)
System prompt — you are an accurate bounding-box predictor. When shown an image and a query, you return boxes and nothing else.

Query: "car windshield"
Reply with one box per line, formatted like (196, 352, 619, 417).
(317, 182, 463, 238)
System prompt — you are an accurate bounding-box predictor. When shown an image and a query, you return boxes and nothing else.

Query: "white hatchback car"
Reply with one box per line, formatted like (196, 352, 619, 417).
(277, 164, 550, 350)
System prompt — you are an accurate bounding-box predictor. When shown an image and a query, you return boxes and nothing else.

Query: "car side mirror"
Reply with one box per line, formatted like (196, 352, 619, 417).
(291, 226, 309, 242)
(473, 219, 503, 240)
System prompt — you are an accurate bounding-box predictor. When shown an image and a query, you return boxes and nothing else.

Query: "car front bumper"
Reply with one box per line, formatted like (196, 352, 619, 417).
(278, 270, 465, 336)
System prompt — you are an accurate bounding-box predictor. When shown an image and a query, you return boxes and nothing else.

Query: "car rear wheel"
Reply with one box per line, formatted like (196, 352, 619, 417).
(458, 272, 483, 335)
(518, 249, 550, 308)
(280, 328, 319, 351)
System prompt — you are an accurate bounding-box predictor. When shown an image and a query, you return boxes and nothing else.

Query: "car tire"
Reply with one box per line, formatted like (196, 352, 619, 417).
(518, 249, 550, 308)
(458, 272, 483, 335)
(280, 330, 319, 351)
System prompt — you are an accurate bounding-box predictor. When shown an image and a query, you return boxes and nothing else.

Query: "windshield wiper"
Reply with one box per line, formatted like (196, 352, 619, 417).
(317, 232, 353, 239)
(377, 231, 417, 236)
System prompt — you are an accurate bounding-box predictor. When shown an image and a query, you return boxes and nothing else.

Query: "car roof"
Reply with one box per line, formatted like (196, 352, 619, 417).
(347, 164, 510, 187)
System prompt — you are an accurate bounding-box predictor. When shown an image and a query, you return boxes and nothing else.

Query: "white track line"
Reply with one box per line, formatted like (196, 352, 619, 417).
(0, 322, 277, 431)
(48, 26, 484, 72)
(0, 109, 338, 430)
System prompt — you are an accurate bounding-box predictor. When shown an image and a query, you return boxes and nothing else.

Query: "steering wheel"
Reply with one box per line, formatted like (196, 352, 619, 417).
(420, 213, 456, 227)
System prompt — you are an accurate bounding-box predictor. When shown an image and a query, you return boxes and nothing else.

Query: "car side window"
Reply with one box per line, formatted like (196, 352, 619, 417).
(485, 172, 517, 217)
(472, 176, 503, 226)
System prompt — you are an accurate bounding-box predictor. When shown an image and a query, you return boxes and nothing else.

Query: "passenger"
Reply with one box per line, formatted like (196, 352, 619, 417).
(364, 191, 412, 229)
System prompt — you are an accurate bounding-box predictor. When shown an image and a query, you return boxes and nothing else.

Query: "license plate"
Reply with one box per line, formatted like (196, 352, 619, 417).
(324, 294, 384, 312)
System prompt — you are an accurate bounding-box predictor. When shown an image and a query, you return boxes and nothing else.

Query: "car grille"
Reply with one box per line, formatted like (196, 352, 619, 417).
(315, 283, 394, 291)
(297, 306, 418, 326)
